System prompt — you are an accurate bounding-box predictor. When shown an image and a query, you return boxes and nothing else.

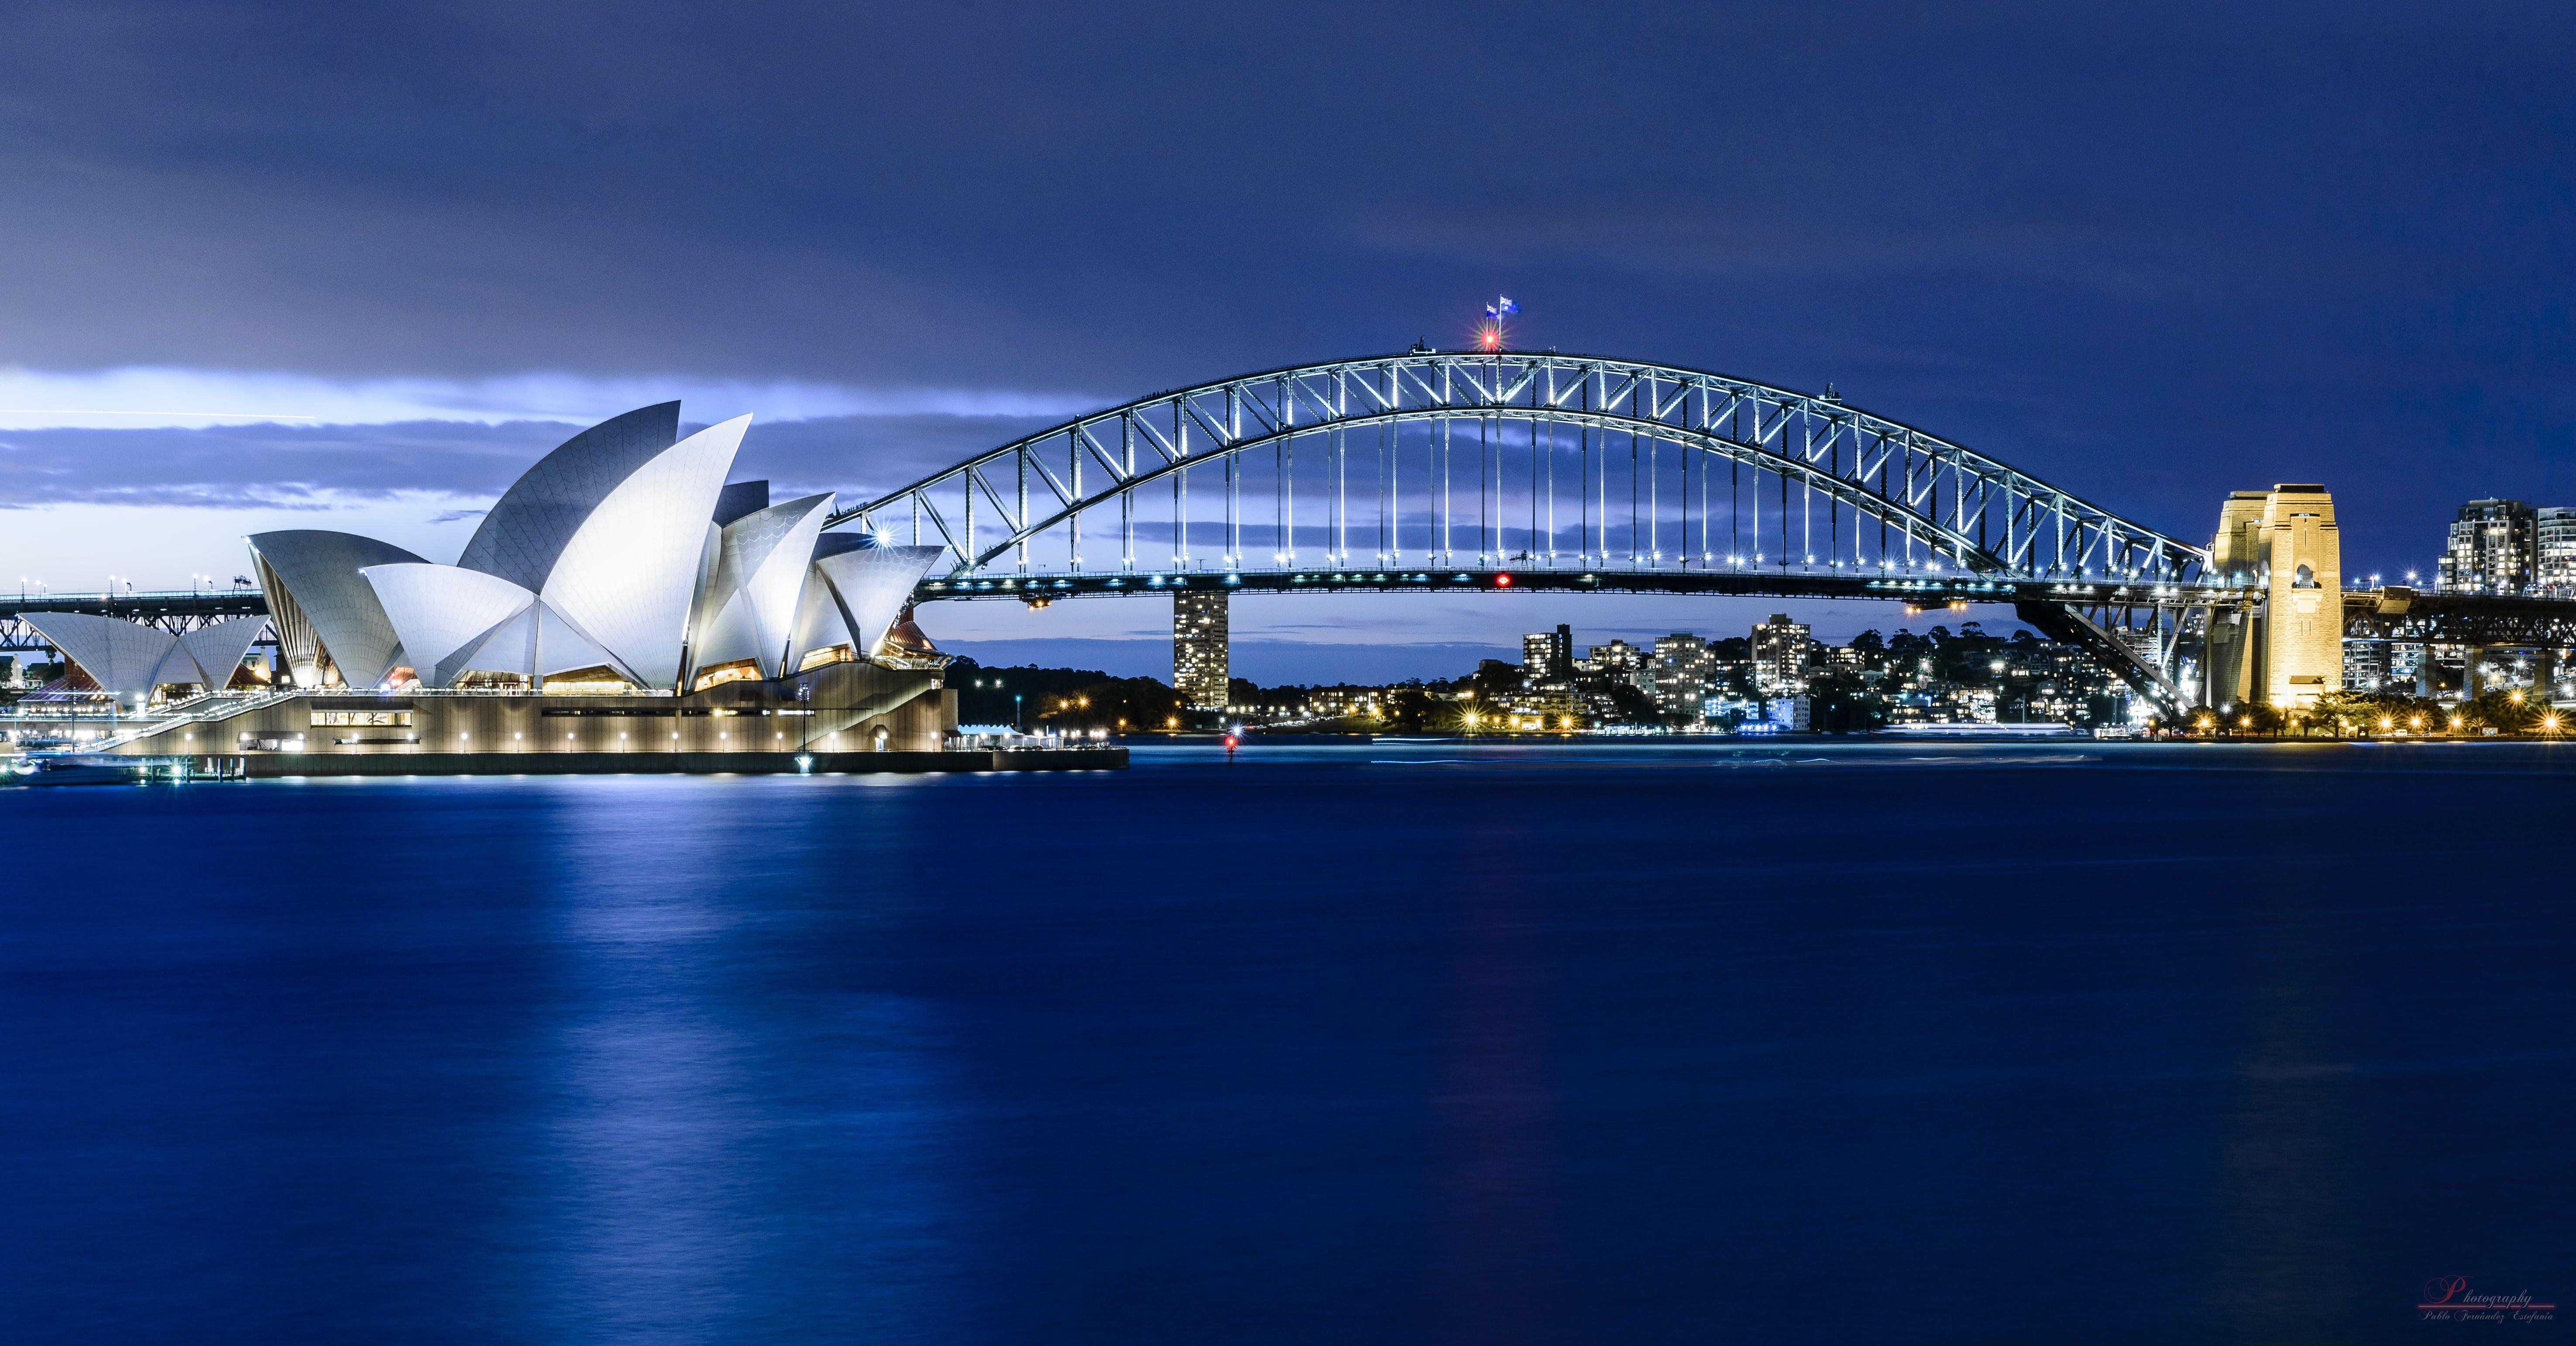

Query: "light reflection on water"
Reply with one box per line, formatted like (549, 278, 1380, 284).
(3, 742, 2571, 1344)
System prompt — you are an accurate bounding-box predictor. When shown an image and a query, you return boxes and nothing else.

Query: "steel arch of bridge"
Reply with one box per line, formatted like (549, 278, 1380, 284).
(831, 351, 2211, 588)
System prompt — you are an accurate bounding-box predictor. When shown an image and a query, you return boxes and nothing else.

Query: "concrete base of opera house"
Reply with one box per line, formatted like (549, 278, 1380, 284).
(79, 658, 1126, 775)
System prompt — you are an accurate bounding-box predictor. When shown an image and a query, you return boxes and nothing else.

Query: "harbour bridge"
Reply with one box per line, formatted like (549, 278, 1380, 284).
(10, 350, 2576, 716)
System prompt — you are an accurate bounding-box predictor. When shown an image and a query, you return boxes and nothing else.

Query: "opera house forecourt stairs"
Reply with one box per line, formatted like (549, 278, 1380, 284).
(19, 403, 1122, 776)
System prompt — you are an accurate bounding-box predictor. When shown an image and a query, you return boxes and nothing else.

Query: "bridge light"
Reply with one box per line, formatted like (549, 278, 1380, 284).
(1494, 573, 1512, 587)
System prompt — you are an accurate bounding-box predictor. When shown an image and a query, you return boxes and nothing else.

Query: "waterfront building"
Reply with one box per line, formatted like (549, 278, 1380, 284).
(1173, 591, 1229, 710)
(1522, 624, 1574, 687)
(12, 404, 1077, 773)
(1700, 695, 1761, 728)
(2437, 498, 2536, 595)
(1649, 634, 1718, 721)
(2389, 640, 2428, 694)
(1579, 639, 1647, 681)
(1751, 614, 1812, 694)
(241, 404, 945, 695)
(2537, 507, 2576, 597)
(1489, 686, 1584, 731)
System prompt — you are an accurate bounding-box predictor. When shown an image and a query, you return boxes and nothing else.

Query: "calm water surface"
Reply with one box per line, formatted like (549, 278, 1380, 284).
(4, 741, 2572, 1343)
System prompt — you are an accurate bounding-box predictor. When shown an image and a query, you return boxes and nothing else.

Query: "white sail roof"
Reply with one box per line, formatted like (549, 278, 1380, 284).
(532, 414, 751, 689)
(455, 402, 681, 592)
(175, 615, 272, 691)
(21, 612, 189, 695)
(804, 543, 946, 665)
(689, 491, 834, 678)
(245, 530, 426, 688)
(361, 563, 540, 688)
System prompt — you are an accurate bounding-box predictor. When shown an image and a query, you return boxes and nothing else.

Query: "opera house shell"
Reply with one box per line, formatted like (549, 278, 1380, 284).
(245, 402, 945, 694)
(18, 610, 271, 700)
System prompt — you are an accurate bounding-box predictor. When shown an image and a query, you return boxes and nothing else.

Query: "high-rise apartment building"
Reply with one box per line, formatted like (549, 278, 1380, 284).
(1649, 634, 1718, 722)
(2536, 507, 2576, 597)
(1522, 624, 1574, 686)
(2437, 499, 2537, 594)
(1172, 590, 1229, 711)
(1750, 614, 1812, 694)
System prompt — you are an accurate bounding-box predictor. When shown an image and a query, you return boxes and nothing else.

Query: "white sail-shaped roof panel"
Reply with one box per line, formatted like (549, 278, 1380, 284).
(176, 615, 273, 690)
(693, 491, 834, 677)
(811, 544, 945, 663)
(456, 402, 682, 593)
(21, 612, 182, 695)
(245, 530, 426, 687)
(784, 565, 844, 670)
(361, 563, 537, 688)
(539, 414, 750, 690)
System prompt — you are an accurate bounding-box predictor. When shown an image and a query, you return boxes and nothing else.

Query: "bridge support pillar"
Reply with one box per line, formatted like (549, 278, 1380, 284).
(2208, 484, 2342, 708)
(1173, 589, 1230, 713)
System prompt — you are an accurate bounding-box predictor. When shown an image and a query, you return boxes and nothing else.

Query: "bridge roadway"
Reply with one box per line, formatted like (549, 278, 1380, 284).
(8, 575, 2576, 634)
(8, 569, 2250, 640)
(917, 563, 2242, 606)
(1, 589, 266, 643)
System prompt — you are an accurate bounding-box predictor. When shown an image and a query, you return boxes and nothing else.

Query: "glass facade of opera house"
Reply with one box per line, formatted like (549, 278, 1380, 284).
(10, 404, 1083, 772)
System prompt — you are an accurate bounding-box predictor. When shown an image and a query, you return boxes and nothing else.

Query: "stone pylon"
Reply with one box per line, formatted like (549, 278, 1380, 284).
(2205, 484, 2342, 709)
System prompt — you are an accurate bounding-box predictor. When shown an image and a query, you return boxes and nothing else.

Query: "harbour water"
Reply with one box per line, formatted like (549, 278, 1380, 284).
(4, 741, 2570, 1343)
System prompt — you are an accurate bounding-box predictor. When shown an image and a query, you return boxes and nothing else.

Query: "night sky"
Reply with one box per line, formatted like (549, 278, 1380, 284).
(4, 3, 2570, 674)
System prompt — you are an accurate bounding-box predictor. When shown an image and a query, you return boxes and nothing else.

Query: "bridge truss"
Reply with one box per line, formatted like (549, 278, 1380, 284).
(833, 350, 2210, 585)
(832, 350, 2242, 713)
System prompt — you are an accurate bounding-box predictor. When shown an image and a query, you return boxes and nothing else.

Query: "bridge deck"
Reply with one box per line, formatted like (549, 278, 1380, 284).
(918, 566, 2256, 606)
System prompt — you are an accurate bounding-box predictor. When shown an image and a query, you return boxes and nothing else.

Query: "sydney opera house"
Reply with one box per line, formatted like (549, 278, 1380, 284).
(21, 404, 1101, 773)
